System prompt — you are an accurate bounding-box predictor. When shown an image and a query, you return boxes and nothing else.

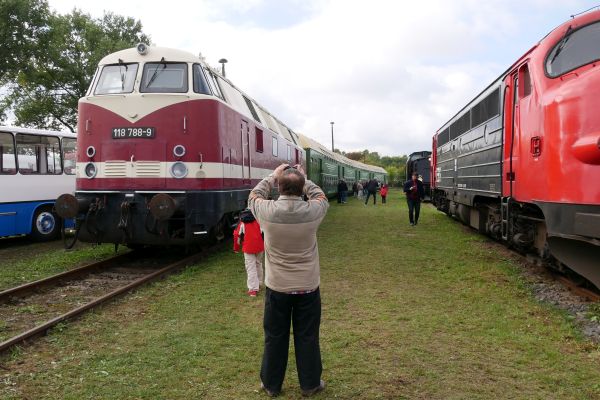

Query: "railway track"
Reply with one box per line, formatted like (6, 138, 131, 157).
(0, 247, 213, 354)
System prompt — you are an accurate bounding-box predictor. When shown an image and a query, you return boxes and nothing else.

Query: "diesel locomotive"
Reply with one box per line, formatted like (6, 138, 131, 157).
(431, 10, 600, 287)
(55, 45, 386, 247)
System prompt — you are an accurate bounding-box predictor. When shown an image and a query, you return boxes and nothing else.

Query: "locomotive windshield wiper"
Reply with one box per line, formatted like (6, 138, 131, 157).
(147, 57, 166, 88)
(118, 58, 128, 90)
(549, 25, 573, 64)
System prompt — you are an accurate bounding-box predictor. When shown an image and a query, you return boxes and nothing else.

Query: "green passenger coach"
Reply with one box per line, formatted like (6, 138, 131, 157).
(297, 133, 387, 198)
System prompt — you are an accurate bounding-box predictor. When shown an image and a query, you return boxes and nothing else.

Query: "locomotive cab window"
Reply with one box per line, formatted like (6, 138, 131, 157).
(193, 64, 211, 95)
(140, 62, 188, 93)
(0, 132, 16, 174)
(256, 129, 264, 153)
(95, 63, 139, 95)
(546, 21, 600, 77)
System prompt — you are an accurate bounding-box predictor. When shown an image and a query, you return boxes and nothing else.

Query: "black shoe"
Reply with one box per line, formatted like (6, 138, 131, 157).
(302, 380, 326, 397)
(261, 382, 280, 397)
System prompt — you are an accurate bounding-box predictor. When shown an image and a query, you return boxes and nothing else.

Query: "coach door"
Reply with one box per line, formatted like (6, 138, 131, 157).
(241, 121, 251, 184)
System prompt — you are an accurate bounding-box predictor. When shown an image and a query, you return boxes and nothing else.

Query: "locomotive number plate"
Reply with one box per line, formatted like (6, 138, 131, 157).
(111, 127, 155, 139)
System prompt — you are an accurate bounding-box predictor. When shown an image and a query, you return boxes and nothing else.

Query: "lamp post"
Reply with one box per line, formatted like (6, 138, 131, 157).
(330, 121, 335, 152)
(218, 58, 228, 77)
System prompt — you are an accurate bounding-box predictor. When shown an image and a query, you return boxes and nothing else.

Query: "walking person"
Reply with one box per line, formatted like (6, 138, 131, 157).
(364, 178, 379, 205)
(337, 179, 348, 204)
(380, 183, 389, 204)
(352, 181, 358, 198)
(403, 172, 425, 225)
(233, 209, 264, 297)
(356, 181, 363, 199)
(248, 163, 329, 398)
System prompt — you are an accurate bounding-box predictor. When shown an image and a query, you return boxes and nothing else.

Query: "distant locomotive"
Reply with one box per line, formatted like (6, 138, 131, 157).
(431, 10, 600, 287)
(56, 46, 385, 247)
(406, 151, 431, 200)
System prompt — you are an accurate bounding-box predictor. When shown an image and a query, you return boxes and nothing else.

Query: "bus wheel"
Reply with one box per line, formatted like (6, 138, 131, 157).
(30, 207, 61, 241)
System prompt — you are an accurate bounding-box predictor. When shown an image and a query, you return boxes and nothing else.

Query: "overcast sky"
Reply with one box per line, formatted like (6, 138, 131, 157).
(50, 0, 591, 156)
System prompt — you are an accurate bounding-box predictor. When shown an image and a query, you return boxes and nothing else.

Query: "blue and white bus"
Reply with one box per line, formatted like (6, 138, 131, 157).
(0, 126, 76, 240)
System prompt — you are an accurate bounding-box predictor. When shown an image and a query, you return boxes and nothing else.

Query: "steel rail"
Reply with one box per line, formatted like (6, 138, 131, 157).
(0, 251, 204, 354)
(0, 252, 134, 304)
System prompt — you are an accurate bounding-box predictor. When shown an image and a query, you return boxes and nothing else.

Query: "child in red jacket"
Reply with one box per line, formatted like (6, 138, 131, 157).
(380, 184, 389, 204)
(233, 209, 264, 297)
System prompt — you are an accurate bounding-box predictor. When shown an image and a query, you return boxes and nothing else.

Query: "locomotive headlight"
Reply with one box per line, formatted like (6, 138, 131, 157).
(173, 145, 186, 158)
(136, 43, 148, 55)
(170, 162, 188, 179)
(84, 162, 97, 179)
(86, 146, 96, 158)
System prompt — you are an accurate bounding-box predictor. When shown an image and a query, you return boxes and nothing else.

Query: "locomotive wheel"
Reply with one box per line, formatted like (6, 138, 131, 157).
(30, 207, 61, 241)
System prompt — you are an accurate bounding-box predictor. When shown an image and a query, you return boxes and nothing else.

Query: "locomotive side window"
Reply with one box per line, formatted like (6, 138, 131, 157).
(546, 21, 600, 77)
(244, 96, 262, 124)
(141, 63, 188, 93)
(95, 63, 138, 95)
(0, 132, 16, 174)
(206, 72, 224, 100)
(256, 129, 264, 153)
(62, 137, 77, 175)
(471, 88, 500, 127)
(272, 137, 278, 157)
(287, 145, 292, 161)
(192, 64, 211, 95)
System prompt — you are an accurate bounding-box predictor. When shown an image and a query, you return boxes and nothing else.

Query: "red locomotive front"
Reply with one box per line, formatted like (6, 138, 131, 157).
(432, 10, 600, 287)
(57, 46, 304, 246)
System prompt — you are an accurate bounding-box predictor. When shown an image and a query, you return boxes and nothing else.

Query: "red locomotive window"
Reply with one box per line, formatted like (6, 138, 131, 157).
(518, 64, 531, 98)
(546, 21, 600, 78)
(256, 129, 264, 153)
(140, 63, 188, 93)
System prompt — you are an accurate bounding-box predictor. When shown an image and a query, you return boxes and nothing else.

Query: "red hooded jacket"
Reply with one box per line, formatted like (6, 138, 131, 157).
(233, 220, 264, 254)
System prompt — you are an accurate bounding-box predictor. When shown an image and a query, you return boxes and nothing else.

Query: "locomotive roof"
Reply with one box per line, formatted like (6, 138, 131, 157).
(99, 47, 201, 65)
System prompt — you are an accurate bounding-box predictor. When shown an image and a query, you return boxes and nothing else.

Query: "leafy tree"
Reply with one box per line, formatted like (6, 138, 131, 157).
(1, 5, 150, 131)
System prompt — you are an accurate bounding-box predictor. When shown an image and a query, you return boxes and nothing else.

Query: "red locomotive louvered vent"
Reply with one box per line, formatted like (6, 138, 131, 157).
(530, 136, 542, 157)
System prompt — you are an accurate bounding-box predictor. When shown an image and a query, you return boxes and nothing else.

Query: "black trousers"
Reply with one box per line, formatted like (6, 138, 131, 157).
(407, 198, 421, 224)
(260, 287, 322, 392)
(365, 191, 377, 204)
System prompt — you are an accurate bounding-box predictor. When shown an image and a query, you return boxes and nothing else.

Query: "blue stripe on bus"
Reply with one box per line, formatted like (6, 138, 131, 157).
(0, 201, 73, 237)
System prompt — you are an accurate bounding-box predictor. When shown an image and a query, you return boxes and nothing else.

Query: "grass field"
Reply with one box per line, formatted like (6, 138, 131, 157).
(1, 189, 599, 399)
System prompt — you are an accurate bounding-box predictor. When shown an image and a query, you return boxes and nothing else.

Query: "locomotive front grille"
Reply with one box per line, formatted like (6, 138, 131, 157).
(135, 161, 161, 177)
(104, 161, 127, 177)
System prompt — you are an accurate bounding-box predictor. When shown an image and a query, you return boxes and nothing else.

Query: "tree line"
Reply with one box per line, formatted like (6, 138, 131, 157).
(337, 149, 408, 187)
(1, 0, 410, 180)
(0, 0, 149, 132)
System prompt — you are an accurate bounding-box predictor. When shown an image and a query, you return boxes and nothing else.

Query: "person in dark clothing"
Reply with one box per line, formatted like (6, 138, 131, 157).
(352, 181, 358, 198)
(337, 180, 348, 204)
(403, 172, 425, 225)
(364, 178, 379, 205)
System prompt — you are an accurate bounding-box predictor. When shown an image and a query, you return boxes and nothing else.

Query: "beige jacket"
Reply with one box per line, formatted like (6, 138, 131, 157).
(248, 176, 329, 292)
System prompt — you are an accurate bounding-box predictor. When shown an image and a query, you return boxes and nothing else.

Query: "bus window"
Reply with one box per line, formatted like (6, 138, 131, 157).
(0, 132, 16, 174)
(62, 137, 77, 175)
(16, 134, 62, 174)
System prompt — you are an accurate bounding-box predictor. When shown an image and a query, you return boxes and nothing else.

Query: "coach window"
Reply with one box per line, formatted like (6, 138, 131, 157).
(256, 129, 264, 152)
(16, 134, 62, 174)
(140, 62, 188, 93)
(0, 132, 16, 174)
(546, 21, 600, 77)
(62, 138, 77, 175)
(94, 63, 138, 95)
(193, 64, 211, 95)
(272, 137, 278, 157)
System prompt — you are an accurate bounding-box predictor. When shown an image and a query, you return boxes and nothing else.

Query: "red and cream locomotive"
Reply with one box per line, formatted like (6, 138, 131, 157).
(56, 45, 305, 246)
(432, 10, 600, 287)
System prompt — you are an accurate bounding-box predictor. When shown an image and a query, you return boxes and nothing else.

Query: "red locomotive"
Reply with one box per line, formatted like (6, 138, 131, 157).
(432, 10, 600, 287)
(57, 46, 307, 246)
